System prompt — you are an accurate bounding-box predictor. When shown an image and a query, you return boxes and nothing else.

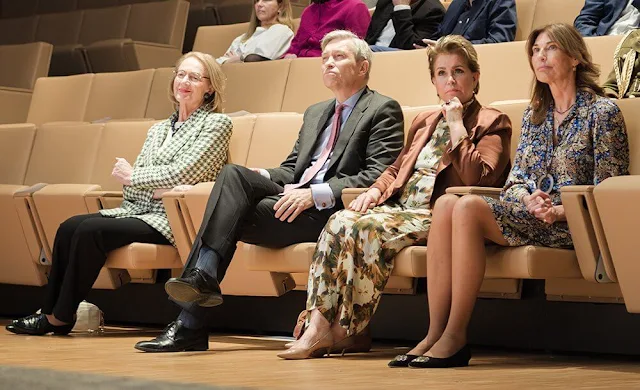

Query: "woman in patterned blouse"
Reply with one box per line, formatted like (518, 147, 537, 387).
(7, 52, 233, 336)
(279, 35, 512, 360)
(401, 23, 630, 369)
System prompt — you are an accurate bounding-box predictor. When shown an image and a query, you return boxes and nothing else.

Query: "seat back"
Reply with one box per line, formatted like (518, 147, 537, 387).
(245, 113, 303, 168)
(37, 0, 78, 15)
(476, 41, 532, 104)
(584, 35, 624, 84)
(84, 69, 154, 122)
(24, 123, 104, 185)
(531, 0, 585, 31)
(369, 49, 438, 107)
(26, 73, 94, 124)
(77, 0, 120, 9)
(145, 67, 175, 119)
(0, 42, 53, 89)
(1, 0, 38, 18)
(228, 115, 257, 165)
(91, 120, 156, 190)
(281, 57, 332, 113)
(514, 0, 536, 41)
(126, 0, 189, 50)
(35, 10, 84, 46)
(78, 4, 131, 45)
(489, 99, 529, 161)
(223, 60, 291, 113)
(401, 105, 440, 141)
(192, 22, 249, 57)
(0, 16, 39, 45)
(213, 0, 253, 25)
(616, 99, 640, 175)
(0, 124, 37, 184)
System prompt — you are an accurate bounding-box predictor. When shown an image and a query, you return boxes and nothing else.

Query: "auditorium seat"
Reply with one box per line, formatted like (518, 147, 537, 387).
(182, 0, 219, 53)
(192, 22, 249, 58)
(0, 16, 39, 45)
(593, 98, 640, 312)
(36, 0, 78, 14)
(475, 41, 531, 104)
(0, 42, 52, 124)
(213, 0, 252, 25)
(0, 0, 38, 18)
(281, 57, 332, 113)
(83, 69, 154, 122)
(222, 59, 291, 113)
(584, 35, 623, 84)
(514, 0, 536, 41)
(0, 123, 104, 286)
(77, 0, 120, 9)
(530, 0, 585, 31)
(145, 67, 175, 120)
(26, 73, 94, 125)
(84, 0, 189, 72)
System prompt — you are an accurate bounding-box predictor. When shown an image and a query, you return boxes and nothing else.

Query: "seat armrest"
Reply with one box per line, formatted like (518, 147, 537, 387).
(13, 183, 47, 197)
(341, 188, 368, 207)
(85, 190, 124, 213)
(446, 186, 502, 198)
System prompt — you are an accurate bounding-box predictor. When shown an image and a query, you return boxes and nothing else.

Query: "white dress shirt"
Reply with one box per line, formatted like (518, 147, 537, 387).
(608, 0, 640, 35)
(217, 24, 294, 64)
(374, 4, 412, 47)
(258, 88, 366, 210)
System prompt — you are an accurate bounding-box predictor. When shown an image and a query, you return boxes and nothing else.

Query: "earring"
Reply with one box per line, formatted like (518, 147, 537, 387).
(204, 92, 211, 101)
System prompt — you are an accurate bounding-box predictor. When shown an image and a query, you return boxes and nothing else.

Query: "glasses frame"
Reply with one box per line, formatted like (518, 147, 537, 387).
(173, 69, 210, 83)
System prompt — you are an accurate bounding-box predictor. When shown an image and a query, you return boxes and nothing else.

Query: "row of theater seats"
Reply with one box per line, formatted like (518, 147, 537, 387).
(1, 99, 638, 310)
(0, 0, 188, 75)
(0, 33, 621, 126)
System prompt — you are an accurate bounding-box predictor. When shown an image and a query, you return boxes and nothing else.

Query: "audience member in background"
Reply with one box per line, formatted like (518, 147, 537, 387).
(134, 31, 404, 353)
(366, 0, 445, 52)
(283, 0, 371, 58)
(419, 0, 516, 46)
(217, 0, 295, 64)
(603, 29, 640, 98)
(6, 52, 233, 337)
(399, 23, 629, 369)
(282, 35, 512, 360)
(575, 0, 640, 37)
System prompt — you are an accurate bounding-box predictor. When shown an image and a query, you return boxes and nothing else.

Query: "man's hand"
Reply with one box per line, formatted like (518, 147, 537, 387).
(283, 53, 297, 59)
(349, 188, 382, 213)
(112, 157, 133, 186)
(274, 189, 314, 223)
(413, 38, 437, 49)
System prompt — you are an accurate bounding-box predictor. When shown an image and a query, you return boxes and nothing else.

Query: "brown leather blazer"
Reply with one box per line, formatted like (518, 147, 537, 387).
(371, 99, 512, 207)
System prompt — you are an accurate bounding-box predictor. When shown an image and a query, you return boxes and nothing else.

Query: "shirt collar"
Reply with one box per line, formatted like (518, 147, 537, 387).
(338, 87, 366, 110)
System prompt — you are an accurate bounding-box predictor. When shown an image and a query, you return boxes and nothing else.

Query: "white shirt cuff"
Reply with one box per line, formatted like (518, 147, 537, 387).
(393, 4, 411, 11)
(310, 183, 335, 210)
(257, 168, 270, 180)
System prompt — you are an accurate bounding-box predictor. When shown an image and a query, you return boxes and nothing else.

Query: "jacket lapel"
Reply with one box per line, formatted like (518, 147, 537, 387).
(461, 0, 490, 36)
(325, 88, 372, 174)
(294, 100, 335, 179)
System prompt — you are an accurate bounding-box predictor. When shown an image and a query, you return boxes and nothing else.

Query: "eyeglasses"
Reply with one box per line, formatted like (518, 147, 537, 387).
(173, 70, 210, 83)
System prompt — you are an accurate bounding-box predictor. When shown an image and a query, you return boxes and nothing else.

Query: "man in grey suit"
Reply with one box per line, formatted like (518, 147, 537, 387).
(135, 30, 405, 353)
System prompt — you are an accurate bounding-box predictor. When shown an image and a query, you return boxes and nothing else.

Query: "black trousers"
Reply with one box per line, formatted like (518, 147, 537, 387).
(42, 213, 169, 323)
(178, 164, 332, 318)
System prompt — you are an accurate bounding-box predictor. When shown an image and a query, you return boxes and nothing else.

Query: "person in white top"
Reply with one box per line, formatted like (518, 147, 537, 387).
(217, 0, 295, 64)
(574, 0, 640, 37)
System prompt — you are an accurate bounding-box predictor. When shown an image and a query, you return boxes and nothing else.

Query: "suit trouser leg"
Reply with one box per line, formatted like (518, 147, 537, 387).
(45, 215, 169, 323)
(177, 193, 331, 326)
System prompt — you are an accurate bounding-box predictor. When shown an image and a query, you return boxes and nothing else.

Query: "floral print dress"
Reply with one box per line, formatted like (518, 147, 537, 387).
(306, 119, 451, 335)
(485, 91, 629, 248)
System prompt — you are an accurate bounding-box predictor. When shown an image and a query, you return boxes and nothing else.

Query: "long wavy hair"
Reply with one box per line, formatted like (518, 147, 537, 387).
(526, 23, 603, 125)
(243, 0, 294, 43)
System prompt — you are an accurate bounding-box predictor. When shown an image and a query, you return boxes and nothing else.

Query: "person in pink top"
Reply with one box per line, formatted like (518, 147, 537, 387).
(284, 0, 371, 58)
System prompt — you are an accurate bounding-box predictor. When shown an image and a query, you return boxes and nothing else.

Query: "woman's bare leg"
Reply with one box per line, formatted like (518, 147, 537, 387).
(407, 194, 459, 356)
(427, 195, 507, 358)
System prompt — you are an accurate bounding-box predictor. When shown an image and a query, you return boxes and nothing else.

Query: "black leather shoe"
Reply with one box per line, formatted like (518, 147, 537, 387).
(165, 268, 223, 307)
(6, 313, 75, 336)
(388, 354, 420, 368)
(134, 320, 209, 353)
(408, 345, 472, 368)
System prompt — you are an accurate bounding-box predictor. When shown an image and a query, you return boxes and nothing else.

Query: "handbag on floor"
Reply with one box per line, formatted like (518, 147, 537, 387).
(73, 301, 104, 334)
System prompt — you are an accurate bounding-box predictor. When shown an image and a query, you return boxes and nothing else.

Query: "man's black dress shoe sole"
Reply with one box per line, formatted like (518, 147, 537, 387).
(388, 354, 420, 368)
(164, 279, 223, 307)
(408, 345, 471, 368)
(134, 339, 209, 353)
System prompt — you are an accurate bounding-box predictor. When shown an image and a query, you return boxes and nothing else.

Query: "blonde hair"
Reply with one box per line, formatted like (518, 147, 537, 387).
(243, 0, 294, 43)
(169, 51, 225, 113)
(526, 23, 603, 125)
(321, 29, 373, 79)
(427, 35, 480, 94)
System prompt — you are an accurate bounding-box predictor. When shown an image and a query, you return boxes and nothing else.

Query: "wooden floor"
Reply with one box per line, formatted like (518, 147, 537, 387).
(1, 322, 640, 389)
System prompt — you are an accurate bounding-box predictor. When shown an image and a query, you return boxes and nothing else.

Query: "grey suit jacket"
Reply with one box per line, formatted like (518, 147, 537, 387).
(266, 87, 404, 209)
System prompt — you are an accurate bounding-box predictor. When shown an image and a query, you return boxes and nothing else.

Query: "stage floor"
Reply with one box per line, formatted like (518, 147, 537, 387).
(1, 321, 640, 389)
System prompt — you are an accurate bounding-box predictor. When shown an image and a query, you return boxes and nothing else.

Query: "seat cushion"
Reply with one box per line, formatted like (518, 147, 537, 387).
(105, 243, 182, 269)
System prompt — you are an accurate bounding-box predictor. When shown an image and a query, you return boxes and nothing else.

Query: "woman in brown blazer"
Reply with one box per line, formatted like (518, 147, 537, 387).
(278, 35, 512, 360)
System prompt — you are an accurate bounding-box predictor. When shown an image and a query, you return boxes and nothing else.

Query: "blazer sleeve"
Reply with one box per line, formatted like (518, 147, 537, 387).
(130, 114, 233, 188)
(574, 0, 605, 37)
(326, 99, 404, 201)
(391, 2, 445, 49)
(371, 111, 429, 193)
(470, 0, 516, 44)
(447, 111, 512, 186)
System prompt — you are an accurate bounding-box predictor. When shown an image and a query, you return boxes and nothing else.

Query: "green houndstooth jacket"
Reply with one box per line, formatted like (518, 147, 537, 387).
(100, 107, 233, 245)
